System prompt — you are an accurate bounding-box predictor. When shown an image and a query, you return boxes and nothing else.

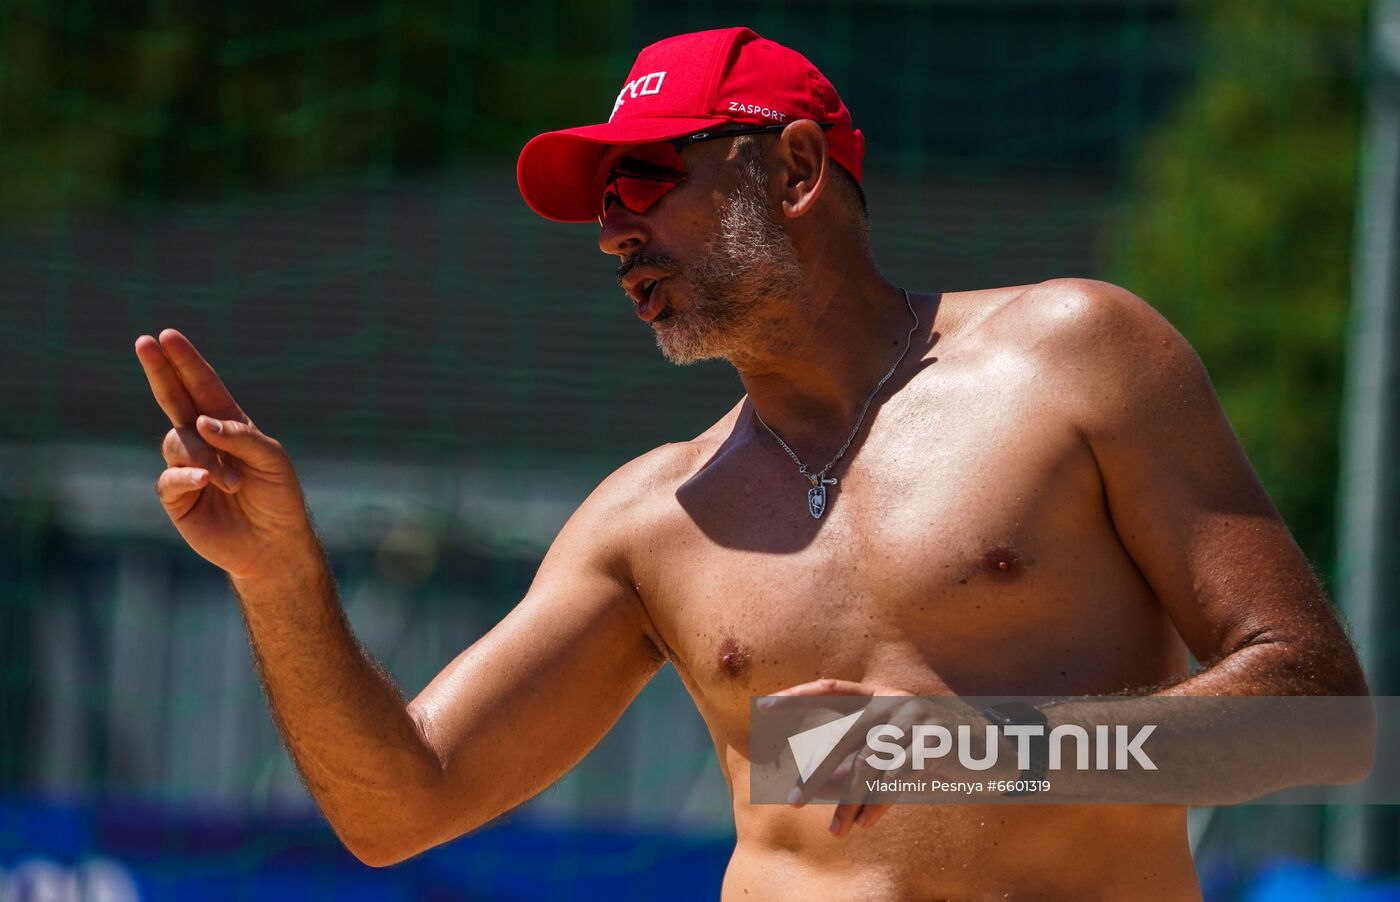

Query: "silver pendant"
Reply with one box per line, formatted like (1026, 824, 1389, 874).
(807, 477, 837, 519)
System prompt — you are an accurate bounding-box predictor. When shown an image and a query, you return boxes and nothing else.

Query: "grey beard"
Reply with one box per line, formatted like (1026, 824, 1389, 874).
(652, 169, 804, 366)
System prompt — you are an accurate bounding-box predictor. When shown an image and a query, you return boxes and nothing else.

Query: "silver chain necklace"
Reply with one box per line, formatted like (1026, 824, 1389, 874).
(752, 288, 920, 519)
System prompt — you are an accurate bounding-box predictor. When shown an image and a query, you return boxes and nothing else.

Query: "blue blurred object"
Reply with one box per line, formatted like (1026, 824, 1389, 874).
(11, 795, 1400, 901)
(1243, 860, 1400, 902)
(0, 795, 731, 901)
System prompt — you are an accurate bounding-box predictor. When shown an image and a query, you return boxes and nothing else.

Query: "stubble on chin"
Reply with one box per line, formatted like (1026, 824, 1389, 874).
(651, 181, 802, 366)
(650, 282, 747, 365)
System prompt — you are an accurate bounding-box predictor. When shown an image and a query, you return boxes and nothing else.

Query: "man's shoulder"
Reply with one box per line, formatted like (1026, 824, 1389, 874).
(978, 278, 1198, 376)
(545, 440, 708, 580)
(603, 439, 709, 497)
(578, 437, 710, 527)
(573, 397, 741, 541)
(967, 278, 1213, 429)
(988, 278, 1174, 349)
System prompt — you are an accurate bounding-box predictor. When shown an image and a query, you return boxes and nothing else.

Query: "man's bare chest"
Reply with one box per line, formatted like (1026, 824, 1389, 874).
(633, 382, 1177, 731)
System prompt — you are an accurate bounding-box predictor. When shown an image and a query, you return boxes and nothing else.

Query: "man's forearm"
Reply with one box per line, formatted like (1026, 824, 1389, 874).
(1038, 641, 1373, 804)
(231, 533, 445, 865)
(1153, 633, 1370, 699)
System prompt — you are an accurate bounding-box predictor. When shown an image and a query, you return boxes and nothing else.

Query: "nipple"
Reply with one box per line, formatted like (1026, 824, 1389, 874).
(717, 636, 751, 681)
(981, 546, 1023, 578)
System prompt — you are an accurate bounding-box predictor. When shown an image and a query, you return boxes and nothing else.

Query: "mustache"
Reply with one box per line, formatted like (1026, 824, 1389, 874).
(616, 252, 678, 286)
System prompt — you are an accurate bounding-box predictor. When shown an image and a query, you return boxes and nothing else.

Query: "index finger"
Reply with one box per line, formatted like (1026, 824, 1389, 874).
(157, 328, 249, 423)
(135, 334, 200, 428)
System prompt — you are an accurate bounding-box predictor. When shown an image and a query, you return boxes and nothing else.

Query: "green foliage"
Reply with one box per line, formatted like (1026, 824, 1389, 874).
(0, 0, 632, 217)
(1110, 0, 1368, 577)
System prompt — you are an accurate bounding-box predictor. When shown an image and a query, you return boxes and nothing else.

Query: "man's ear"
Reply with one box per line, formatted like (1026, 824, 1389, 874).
(775, 120, 830, 220)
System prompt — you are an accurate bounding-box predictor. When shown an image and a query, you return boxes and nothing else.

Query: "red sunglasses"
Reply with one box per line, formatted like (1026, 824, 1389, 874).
(597, 123, 833, 226)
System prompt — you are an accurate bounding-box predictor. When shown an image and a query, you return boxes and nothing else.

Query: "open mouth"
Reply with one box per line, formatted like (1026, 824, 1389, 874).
(635, 277, 667, 322)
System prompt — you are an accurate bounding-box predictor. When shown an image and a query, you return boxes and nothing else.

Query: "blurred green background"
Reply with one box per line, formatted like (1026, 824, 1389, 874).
(0, 1, 1394, 899)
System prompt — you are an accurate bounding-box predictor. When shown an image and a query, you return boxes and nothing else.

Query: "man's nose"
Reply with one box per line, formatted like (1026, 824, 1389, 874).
(597, 206, 649, 257)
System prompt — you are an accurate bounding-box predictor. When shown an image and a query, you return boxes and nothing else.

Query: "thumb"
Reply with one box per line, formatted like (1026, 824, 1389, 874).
(196, 415, 288, 470)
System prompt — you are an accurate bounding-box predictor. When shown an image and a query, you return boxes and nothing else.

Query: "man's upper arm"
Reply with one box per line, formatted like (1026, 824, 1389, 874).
(1038, 279, 1364, 694)
(402, 454, 669, 845)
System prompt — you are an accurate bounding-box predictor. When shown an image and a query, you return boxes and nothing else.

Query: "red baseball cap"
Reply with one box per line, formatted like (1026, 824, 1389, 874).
(516, 26, 865, 223)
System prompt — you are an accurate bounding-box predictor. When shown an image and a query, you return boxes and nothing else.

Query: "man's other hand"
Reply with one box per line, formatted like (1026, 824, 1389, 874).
(135, 328, 318, 581)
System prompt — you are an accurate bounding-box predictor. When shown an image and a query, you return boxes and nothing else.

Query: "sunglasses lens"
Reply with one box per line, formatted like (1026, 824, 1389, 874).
(598, 142, 688, 223)
(614, 176, 678, 215)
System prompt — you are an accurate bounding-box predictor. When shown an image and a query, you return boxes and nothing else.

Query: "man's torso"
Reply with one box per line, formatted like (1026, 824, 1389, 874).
(623, 284, 1200, 900)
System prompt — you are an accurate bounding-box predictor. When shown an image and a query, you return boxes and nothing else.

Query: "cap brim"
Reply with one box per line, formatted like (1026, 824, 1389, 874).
(516, 117, 726, 223)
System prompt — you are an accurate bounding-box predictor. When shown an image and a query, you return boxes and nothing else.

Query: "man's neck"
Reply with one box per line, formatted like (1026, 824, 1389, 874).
(733, 266, 921, 460)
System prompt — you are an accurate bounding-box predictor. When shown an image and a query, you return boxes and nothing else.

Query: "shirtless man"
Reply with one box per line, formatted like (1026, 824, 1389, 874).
(135, 27, 1368, 901)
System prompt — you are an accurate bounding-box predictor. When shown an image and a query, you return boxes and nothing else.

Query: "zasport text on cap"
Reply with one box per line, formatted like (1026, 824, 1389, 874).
(516, 26, 865, 223)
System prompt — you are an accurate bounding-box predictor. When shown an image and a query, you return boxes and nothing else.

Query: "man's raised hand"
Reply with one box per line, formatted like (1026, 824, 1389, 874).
(135, 329, 317, 581)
